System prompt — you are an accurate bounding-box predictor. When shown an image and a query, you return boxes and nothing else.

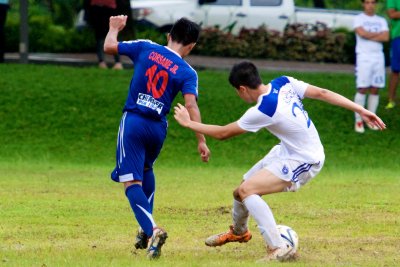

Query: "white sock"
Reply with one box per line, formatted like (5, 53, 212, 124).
(232, 199, 249, 234)
(354, 92, 366, 122)
(243, 194, 284, 248)
(367, 94, 379, 114)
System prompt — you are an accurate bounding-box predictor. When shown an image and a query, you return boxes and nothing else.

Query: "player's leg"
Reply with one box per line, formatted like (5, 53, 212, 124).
(239, 168, 290, 246)
(114, 113, 156, 237)
(386, 37, 400, 109)
(205, 156, 271, 247)
(111, 113, 165, 258)
(142, 120, 168, 259)
(134, 168, 156, 249)
(239, 150, 323, 262)
(354, 55, 370, 133)
(367, 88, 380, 130)
(124, 181, 156, 241)
(367, 54, 385, 129)
(228, 159, 267, 237)
(205, 147, 284, 247)
(386, 72, 399, 109)
(204, 193, 252, 247)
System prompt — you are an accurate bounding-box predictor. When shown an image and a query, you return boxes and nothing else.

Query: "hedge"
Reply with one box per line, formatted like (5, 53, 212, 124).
(5, 15, 388, 64)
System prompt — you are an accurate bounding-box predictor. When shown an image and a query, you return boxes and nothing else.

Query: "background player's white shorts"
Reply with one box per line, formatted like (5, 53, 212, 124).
(355, 53, 385, 89)
(243, 145, 324, 192)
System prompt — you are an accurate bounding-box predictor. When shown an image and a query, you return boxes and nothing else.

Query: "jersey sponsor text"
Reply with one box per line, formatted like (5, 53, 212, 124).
(137, 93, 164, 114)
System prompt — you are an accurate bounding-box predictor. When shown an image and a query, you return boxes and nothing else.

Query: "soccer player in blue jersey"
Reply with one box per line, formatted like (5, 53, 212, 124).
(104, 15, 210, 259)
(174, 61, 386, 262)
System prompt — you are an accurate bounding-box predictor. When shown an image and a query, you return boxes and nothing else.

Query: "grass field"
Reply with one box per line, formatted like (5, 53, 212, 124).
(0, 64, 399, 266)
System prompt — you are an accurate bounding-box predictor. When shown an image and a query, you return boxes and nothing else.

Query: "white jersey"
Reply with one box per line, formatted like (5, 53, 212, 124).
(237, 76, 324, 164)
(353, 13, 388, 55)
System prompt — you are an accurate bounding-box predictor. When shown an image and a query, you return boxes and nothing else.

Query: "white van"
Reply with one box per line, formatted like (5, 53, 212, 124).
(130, 0, 359, 34)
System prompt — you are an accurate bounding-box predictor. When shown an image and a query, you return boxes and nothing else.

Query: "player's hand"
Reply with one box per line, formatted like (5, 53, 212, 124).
(360, 109, 386, 130)
(174, 103, 191, 127)
(109, 15, 127, 31)
(198, 141, 210, 162)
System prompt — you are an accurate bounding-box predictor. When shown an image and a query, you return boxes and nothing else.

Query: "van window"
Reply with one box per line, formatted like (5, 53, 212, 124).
(250, 0, 282, 6)
(205, 0, 242, 6)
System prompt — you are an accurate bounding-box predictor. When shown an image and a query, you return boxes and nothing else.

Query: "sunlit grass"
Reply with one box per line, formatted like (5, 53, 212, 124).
(0, 64, 399, 266)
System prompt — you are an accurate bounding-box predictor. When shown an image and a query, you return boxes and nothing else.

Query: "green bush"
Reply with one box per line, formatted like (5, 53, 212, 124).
(4, 7, 360, 63)
(195, 22, 356, 63)
(5, 13, 96, 53)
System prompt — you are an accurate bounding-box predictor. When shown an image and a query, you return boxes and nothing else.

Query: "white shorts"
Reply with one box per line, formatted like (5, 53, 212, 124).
(355, 53, 385, 89)
(243, 145, 324, 192)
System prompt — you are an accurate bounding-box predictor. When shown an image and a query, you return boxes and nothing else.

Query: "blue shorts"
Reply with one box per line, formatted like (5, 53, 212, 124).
(390, 37, 400, 73)
(111, 112, 167, 183)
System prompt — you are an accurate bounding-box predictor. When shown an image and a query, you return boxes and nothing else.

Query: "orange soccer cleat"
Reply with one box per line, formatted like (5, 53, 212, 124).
(205, 225, 252, 247)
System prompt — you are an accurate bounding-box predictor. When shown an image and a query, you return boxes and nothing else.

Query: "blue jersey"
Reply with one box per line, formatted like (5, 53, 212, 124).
(118, 40, 199, 121)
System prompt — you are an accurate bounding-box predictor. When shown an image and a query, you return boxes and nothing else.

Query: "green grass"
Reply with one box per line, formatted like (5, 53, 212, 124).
(0, 64, 399, 266)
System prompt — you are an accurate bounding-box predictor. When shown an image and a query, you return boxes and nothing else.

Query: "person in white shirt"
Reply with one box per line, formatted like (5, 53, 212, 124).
(173, 61, 386, 262)
(353, 0, 389, 133)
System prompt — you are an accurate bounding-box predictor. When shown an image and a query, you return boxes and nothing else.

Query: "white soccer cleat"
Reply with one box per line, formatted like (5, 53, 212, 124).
(257, 244, 298, 263)
(355, 121, 365, 133)
(147, 228, 168, 260)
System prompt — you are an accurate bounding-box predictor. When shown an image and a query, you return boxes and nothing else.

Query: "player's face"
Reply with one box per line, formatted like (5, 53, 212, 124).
(363, 0, 376, 15)
(236, 86, 253, 103)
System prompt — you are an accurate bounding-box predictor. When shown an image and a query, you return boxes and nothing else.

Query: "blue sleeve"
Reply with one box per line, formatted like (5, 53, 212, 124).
(118, 40, 143, 60)
(181, 69, 199, 97)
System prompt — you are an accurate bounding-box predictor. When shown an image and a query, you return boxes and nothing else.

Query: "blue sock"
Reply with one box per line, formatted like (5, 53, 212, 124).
(125, 184, 155, 237)
(143, 169, 155, 213)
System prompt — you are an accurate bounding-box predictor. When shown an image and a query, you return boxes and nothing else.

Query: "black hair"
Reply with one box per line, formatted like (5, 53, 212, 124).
(169, 17, 201, 46)
(361, 0, 377, 3)
(228, 61, 262, 90)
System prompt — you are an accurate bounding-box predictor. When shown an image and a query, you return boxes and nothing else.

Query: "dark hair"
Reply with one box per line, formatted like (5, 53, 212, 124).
(169, 17, 201, 46)
(361, 0, 377, 3)
(229, 61, 262, 89)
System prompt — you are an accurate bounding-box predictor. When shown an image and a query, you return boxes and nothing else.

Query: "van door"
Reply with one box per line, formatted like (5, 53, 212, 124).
(196, 0, 245, 33)
(244, 0, 294, 32)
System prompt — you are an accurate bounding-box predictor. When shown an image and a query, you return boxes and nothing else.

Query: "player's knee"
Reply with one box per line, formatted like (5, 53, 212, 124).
(233, 187, 241, 201)
(237, 184, 251, 200)
(124, 180, 142, 189)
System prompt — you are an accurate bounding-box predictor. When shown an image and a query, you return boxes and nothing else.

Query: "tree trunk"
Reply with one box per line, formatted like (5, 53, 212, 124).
(313, 0, 325, 8)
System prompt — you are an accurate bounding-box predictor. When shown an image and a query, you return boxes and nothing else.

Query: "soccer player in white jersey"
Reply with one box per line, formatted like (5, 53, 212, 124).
(353, 0, 389, 133)
(174, 61, 386, 262)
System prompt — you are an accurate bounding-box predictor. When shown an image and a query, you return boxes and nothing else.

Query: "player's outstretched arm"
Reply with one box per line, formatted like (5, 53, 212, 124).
(174, 103, 246, 140)
(104, 15, 127, 55)
(304, 85, 386, 130)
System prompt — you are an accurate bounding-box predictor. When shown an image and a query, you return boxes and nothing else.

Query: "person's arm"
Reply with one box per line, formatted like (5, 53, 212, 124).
(355, 27, 389, 42)
(183, 94, 211, 162)
(369, 30, 389, 42)
(104, 15, 127, 55)
(304, 85, 386, 130)
(387, 8, 400, 20)
(174, 103, 247, 140)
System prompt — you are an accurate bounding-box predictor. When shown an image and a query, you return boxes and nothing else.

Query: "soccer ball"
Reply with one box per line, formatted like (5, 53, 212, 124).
(277, 224, 299, 251)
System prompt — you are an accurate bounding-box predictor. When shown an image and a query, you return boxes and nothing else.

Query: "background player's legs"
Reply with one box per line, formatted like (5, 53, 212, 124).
(387, 72, 399, 108)
(354, 89, 367, 133)
(367, 88, 379, 128)
(387, 37, 400, 108)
